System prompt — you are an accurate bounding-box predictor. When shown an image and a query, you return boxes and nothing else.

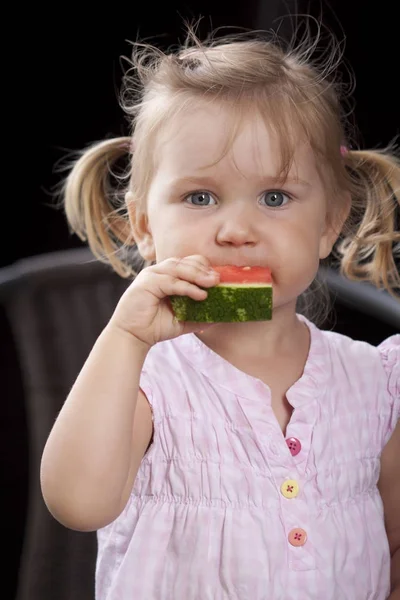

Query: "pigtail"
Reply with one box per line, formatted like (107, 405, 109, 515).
(336, 149, 400, 298)
(63, 137, 135, 277)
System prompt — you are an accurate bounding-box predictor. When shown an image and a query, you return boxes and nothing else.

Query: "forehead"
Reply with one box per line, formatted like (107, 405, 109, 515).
(153, 100, 319, 182)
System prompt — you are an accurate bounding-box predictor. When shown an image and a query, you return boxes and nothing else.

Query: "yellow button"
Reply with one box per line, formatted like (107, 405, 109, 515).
(281, 479, 299, 498)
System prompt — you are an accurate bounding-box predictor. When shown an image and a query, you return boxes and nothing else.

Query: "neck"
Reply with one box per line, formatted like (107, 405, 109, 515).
(196, 300, 308, 363)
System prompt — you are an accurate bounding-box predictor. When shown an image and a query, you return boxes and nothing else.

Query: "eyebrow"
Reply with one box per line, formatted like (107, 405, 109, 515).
(168, 174, 311, 189)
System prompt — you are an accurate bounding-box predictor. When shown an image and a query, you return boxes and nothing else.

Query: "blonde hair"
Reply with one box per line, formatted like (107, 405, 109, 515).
(61, 25, 400, 321)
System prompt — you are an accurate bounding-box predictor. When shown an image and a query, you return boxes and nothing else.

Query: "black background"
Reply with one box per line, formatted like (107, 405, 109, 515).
(6, 0, 399, 267)
(4, 1, 399, 597)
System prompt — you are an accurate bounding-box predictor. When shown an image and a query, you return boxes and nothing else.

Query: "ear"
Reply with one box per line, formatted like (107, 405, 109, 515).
(125, 191, 156, 261)
(319, 192, 351, 259)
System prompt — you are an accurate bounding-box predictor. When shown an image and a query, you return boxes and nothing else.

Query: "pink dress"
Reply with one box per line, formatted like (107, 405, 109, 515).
(96, 315, 399, 599)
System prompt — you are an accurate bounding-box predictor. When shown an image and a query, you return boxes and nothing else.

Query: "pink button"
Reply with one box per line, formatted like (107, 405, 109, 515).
(286, 437, 301, 456)
(288, 528, 307, 547)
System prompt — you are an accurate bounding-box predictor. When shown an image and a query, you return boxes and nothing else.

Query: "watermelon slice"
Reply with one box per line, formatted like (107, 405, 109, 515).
(170, 265, 273, 322)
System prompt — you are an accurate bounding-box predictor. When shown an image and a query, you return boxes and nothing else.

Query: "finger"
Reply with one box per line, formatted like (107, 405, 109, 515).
(150, 257, 220, 287)
(181, 255, 214, 270)
(162, 255, 214, 270)
(144, 272, 212, 301)
(153, 256, 216, 275)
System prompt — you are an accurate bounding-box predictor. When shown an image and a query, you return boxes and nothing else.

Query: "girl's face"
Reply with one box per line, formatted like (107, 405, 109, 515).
(131, 101, 343, 312)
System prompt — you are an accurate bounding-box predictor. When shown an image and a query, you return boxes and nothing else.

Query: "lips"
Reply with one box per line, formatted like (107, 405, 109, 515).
(213, 262, 268, 268)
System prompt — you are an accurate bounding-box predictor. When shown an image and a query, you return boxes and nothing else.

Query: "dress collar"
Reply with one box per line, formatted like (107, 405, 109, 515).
(174, 314, 330, 407)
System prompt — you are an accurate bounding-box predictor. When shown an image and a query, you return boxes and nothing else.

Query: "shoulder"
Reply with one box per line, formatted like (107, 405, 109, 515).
(142, 336, 187, 374)
(308, 319, 400, 445)
(308, 320, 382, 375)
(377, 334, 400, 398)
(140, 336, 187, 388)
(138, 335, 200, 414)
(315, 321, 399, 387)
(322, 329, 400, 399)
(377, 339, 400, 552)
(303, 312, 399, 400)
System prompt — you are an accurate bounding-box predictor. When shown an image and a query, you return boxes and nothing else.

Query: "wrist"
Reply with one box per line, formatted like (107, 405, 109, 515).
(104, 321, 152, 355)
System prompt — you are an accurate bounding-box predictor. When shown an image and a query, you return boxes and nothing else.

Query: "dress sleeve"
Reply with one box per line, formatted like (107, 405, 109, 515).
(378, 334, 400, 444)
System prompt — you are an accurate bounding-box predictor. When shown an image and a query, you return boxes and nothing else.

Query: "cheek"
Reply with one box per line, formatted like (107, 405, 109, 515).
(150, 216, 203, 260)
(270, 225, 321, 282)
(274, 217, 321, 253)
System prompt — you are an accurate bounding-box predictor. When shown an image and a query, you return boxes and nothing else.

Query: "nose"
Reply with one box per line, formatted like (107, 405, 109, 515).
(215, 204, 258, 247)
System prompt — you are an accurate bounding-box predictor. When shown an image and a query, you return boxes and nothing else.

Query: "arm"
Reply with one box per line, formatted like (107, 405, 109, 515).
(40, 324, 153, 532)
(378, 421, 400, 598)
(40, 255, 218, 532)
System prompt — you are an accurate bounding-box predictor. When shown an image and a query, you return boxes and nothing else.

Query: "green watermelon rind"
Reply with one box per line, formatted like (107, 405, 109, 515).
(170, 283, 273, 322)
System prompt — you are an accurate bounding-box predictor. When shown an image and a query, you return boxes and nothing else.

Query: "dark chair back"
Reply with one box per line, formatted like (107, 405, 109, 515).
(1, 248, 128, 600)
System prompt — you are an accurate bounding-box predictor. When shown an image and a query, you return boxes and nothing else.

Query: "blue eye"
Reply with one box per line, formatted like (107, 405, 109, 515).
(261, 191, 290, 207)
(186, 191, 216, 206)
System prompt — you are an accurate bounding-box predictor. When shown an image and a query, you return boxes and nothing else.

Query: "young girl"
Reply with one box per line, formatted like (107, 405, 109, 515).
(40, 27, 400, 600)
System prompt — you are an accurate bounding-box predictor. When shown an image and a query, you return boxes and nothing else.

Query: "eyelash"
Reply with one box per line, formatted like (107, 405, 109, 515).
(183, 190, 294, 208)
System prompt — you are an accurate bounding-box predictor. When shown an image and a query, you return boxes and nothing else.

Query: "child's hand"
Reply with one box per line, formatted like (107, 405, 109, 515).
(108, 255, 220, 347)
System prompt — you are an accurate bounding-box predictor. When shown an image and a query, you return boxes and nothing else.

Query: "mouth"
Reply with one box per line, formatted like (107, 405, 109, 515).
(214, 262, 268, 268)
